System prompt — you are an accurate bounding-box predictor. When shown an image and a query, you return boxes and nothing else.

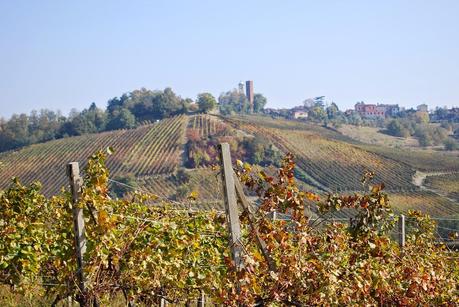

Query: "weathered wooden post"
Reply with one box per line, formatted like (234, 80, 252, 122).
(67, 162, 87, 307)
(218, 143, 243, 270)
(398, 214, 406, 248)
(197, 291, 205, 307)
(233, 171, 277, 272)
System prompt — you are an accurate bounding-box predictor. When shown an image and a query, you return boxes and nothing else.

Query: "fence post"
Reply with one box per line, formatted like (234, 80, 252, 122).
(233, 172, 277, 272)
(218, 143, 243, 270)
(197, 291, 205, 307)
(66, 162, 87, 307)
(398, 214, 405, 248)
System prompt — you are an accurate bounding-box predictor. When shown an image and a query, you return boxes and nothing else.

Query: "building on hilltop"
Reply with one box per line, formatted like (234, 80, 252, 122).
(245, 80, 254, 113)
(287, 105, 309, 120)
(354, 102, 399, 119)
(292, 111, 308, 119)
(417, 104, 428, 112)
(379, 104, 400, 117)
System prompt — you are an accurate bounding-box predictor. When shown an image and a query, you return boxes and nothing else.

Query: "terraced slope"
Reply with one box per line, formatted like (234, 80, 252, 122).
(357, 145, 459, 172)
(121, 115, 188, 175)
(424, 173, 459, 202)
(389, 191, 459, 217)
(228, 116, 416, 191)
(0, 115, 188, 195)
(188, 114, 227, 138)
(140, 168, 223, 201)
(1, 113, 457, 218)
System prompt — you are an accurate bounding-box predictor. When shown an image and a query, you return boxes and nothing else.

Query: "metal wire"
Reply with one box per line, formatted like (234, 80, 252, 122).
(436, 225, 459, 232)
(108, 177, 224, 213)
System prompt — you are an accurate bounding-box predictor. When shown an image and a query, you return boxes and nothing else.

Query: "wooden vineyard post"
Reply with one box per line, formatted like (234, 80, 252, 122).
(399, 214, 406, 248)
(218, 143, 244, 270)
(233, 171, 277, 272)
(66, 162, 87, 307)
(197, 291, 205, 307)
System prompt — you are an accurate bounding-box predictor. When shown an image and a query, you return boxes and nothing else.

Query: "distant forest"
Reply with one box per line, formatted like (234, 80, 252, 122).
(0, 87, 267, 153)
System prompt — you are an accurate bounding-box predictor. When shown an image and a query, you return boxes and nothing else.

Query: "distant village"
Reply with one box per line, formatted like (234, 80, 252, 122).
(263, 100, 459, 123)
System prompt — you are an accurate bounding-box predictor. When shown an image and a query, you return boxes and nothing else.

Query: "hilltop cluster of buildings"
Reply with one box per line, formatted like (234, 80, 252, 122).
(351, 102, 435, 119)
(353, 102, 400, 119)
(263, 101, 459, 122)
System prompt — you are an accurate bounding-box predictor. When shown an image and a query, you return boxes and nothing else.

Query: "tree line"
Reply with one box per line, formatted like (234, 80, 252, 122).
(0, 87, 267, 153)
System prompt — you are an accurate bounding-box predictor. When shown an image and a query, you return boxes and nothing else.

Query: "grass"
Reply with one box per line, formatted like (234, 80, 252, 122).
(338, 124, 419, 148)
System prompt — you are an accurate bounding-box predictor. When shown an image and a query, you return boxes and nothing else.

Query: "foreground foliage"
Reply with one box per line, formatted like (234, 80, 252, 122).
(0, 150, 457, 305)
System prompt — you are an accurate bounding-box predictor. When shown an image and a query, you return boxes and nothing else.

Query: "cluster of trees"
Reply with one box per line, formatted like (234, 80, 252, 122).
(0, 87, 194, 152)
(0, 86, 267, 153)
(218, 90, 267, 115)
(185, 123, 281, 169)
(300, 97, 359, 127)
(0, 104, 108, 152)
(431, 106, 459, 122)
(385, 118, 454, 147)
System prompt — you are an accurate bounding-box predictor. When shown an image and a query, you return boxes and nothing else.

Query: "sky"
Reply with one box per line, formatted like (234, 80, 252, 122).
(1, 0, 458, 119)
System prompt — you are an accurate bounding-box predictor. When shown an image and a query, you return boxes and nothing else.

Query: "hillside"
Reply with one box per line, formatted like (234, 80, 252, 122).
(0, 114, 458, 217)
(0, 115, 188, 195)
(227, 115, 416, 191)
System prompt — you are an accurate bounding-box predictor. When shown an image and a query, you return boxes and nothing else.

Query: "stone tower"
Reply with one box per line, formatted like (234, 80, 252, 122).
(245, 80, 254, 113)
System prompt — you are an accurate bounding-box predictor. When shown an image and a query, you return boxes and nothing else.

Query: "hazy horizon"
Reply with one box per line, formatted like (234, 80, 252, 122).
(1, 0, 458, 119)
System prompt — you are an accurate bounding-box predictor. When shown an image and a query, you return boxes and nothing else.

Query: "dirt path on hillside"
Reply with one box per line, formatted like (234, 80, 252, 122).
(412, 171, 459, 202)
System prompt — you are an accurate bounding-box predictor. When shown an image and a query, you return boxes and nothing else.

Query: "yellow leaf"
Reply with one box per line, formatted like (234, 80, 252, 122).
(188, 191, 199, 200)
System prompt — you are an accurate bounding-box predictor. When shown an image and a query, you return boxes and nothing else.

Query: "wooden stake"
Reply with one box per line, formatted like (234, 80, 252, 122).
(219, 143, 243, 270)
(233, 172, 277, 272)
(197, 291, 205, 307)
(66, 162, 87, 306)
(399, 214, 406, 248)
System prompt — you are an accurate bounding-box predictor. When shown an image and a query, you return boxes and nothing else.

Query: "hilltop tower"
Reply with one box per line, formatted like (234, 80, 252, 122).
(245, 80, 254, 113)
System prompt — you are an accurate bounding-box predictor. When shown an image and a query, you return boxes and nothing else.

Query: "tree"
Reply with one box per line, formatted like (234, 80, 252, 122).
(345, 111, 363, 126)
(107, 94, 129, 115)
(60, 104, 107, 136)
(303, 96, 324, 109)
(196, 93, 216, 113)
(218, 90, 249, 114)
(387, 119, 410, 137)
(434, 107, 449, 120)
(125, 87, 186, 121)
(443, 138, 459, 151)
(326, 102, 340, 120)
(106, 108, 136, 130)
(308, 103, 326, 122)
(415, 111, 429, 124)
(151, 87, 186, 119)
(253, 93, 267, 113)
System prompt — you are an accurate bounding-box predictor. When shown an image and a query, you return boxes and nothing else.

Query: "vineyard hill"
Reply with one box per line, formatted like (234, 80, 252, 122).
(0, 114, 458, 217)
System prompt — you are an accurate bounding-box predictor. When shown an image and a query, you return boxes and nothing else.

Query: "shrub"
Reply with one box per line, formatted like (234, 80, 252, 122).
(444, 138, 459, 151)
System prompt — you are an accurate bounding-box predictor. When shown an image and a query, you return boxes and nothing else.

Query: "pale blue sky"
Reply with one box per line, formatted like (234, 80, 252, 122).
(1, 0, 458, 118)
